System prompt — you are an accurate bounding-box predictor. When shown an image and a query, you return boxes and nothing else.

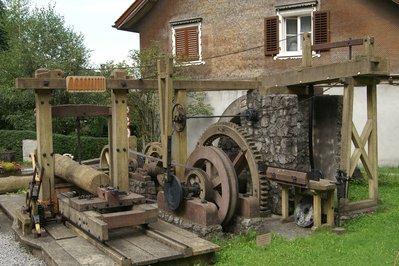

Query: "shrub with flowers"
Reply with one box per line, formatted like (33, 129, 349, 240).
(0, 161, 22, 174)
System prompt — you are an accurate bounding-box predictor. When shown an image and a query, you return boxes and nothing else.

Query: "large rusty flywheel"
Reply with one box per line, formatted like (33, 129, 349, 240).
(185, 146, 238, 226)
(197, 121, 270, 215)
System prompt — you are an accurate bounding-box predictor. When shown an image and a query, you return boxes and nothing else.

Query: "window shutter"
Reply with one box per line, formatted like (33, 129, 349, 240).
(264, 16, 279, 56)
(175, 26, 199, 61)
(187, 27, 199, 61)
(313, 11, 330, 48)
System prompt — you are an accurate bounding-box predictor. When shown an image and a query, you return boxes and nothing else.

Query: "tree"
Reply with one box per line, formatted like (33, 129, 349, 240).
(0, 0, 91, 131)
(126, 42, 213, 146)
(0, 0, 7, 51)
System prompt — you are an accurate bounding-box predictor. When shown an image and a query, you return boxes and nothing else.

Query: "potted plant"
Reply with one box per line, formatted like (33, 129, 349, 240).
(0, 161, 22, 176)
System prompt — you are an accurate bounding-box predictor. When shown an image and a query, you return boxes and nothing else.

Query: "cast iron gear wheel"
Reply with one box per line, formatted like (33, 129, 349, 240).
(197, 121, 270, 215)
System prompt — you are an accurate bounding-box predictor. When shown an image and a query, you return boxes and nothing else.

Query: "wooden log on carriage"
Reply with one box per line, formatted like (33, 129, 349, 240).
(54, 154, 110, 194)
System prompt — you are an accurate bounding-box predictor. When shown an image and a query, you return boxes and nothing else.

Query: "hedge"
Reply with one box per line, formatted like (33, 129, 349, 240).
(0, 130, 108, 162)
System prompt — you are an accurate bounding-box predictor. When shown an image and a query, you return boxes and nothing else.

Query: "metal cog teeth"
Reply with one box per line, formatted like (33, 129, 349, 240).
(197, 121, 271, 214)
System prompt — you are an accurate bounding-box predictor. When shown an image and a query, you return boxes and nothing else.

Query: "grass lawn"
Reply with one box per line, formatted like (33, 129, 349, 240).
(214, 168, 399, 266)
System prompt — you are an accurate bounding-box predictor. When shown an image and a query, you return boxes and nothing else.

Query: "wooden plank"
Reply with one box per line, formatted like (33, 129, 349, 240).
(107, 236, 158, 266)
(145, 229, 193, 257)
(341, 199, 378, 212)
(57, 236, 116, 265)
(261, 57, 389, 89)
(148, 220, 220, 256)
(65, 222, 131, 266)
(67, 192, 145, 212)
(125, 234, 183, 262)
(308, 179, 336, 191)
(45, 223, 77, 240)
(40, 240, 81, 266)
(100, 204, 158, 229)
(52, 104, 111, 118)
(0, 194, 25, 218)
(58, 198, 109, 241)
(266, 167, 308, 187)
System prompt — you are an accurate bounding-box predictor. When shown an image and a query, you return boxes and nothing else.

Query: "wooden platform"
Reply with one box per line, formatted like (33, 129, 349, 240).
(0, 194, 219, 266)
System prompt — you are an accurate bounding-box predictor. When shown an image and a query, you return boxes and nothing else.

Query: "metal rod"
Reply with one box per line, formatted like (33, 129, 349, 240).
(75, 117, 82, 164)
(186, 114, 247, 119)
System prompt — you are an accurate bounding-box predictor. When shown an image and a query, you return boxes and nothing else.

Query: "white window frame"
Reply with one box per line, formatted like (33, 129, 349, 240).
(274, 7, 319, 60)
(172, 22, 205, 66)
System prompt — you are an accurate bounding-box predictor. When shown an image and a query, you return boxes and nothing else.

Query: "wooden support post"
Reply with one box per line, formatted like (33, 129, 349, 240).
(340, 77, 355, 176)
(302, 32, 312, 67)
(363, 36, 374, 58)
(157, 57, 174, 169)
(325, 190, 335, 226)
(281, 185, 290, 220)
(312, 190, 322, 229)
(110, 70, 129, 191)
(34, 69, 55, 203)
(367, 79, 378, 200)
(173, 89, 187, 181)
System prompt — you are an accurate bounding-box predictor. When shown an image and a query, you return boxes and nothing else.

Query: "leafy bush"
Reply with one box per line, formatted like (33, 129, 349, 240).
(0, 130, 108, 162)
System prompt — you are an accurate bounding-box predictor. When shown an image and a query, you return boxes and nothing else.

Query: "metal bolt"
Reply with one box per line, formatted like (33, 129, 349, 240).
(43, 80, 49, 87)
(121, 81, 127, 87)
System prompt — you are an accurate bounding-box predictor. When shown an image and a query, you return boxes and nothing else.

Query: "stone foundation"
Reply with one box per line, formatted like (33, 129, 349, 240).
(129, 178, 157, 200)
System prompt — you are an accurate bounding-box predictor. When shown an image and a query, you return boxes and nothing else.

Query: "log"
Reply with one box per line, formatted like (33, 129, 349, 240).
(0, 175, 31, 194)
(55, 154, 110, 194)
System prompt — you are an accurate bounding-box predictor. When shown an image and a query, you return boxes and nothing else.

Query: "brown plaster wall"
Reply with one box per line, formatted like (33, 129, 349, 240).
(133, 0, 399, 79)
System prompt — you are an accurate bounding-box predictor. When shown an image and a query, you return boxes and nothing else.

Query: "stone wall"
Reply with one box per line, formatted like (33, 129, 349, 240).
(242, 91, 311, 213)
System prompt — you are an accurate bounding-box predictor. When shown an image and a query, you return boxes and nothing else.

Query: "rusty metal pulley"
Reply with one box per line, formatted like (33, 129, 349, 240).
(172, 103, 186, 132)
(185, 169, 213, 201)
(185, 146, 238, 226)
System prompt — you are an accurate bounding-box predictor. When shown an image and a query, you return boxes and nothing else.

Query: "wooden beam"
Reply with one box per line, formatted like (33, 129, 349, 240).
(261, 57, 389, 89)
(173, 89, 187, 181)
(35, 70, 55, 202)
(110, 70, 129, 191)
(367, 80, 378, 200)
(340, 78, 354, 174)
(16, 78, 259, 91)
(52, 104, 111, 118)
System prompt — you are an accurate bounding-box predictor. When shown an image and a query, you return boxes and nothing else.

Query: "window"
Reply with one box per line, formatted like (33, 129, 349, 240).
(264, 7, 330, 58)
(171, 19, 203, 64)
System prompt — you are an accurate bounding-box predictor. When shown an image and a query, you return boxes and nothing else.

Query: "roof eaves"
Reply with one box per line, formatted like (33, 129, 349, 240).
(114, 0, 157, 32)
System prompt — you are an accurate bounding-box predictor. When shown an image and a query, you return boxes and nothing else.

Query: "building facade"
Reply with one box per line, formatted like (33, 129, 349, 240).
(115, 0, 399, 166)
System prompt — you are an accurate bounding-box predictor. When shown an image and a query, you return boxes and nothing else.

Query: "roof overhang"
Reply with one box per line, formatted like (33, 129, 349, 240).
(114, 0, 158, 32)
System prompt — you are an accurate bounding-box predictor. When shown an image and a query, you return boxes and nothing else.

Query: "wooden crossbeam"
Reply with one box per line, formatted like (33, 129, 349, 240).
(350, 120, 373, 177)
(261, 57, 389, 89)
(16, 78, 260, 91)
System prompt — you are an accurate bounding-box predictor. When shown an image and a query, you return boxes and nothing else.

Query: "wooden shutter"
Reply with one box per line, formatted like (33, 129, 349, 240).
(175, 26, 199, 61)
(264, 16, 279, 56)
(313, 11, 330, 48)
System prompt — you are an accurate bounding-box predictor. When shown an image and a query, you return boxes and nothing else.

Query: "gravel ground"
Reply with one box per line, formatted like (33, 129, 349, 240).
(0, 210, 46, 266)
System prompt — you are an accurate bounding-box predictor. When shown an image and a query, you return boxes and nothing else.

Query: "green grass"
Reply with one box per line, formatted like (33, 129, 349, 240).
(214, 168, 399, 266)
